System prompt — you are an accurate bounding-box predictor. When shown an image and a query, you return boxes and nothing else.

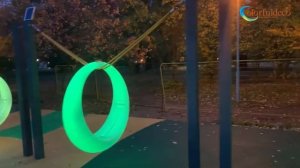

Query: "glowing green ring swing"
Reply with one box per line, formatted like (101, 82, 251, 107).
(62, 61, 129, 153)
(0, 77, 12, 125)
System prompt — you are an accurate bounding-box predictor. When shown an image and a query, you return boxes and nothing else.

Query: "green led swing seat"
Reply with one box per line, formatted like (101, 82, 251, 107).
(62, 61, 129, 153)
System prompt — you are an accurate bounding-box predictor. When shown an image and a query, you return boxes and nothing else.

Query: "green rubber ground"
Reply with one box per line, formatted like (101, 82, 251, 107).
(84, 120, 300, 168)
(0, 111, 62, 139)
(1, 114, 300, 168)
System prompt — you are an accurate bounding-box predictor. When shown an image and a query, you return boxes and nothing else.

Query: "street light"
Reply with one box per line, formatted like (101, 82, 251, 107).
(236, 0, 241, 103)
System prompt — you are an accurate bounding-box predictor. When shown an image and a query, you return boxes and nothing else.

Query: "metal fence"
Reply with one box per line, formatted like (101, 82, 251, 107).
(54, 65, 77, 95)
(54, 65, 101, 99)
(53, 65, 119, 114)
(160, 59, 300, 127)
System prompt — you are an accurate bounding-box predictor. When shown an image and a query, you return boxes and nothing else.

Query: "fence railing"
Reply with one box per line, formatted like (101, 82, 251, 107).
(160, 59, 300, 113)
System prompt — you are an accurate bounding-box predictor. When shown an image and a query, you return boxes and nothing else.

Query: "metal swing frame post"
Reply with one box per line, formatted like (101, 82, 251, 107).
(11, 1, 45, 159)
(23, 19, 45, 160)
(12, 23, 34, 157)
(219, 0, 233, 168)
(185, 0, 201, 168)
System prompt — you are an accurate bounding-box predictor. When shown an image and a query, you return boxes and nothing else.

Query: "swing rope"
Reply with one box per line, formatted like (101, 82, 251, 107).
(32, 26, 88, 65)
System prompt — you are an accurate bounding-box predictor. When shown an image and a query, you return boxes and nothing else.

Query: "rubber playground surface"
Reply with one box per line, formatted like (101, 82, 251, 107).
(0, 110, 300, 168)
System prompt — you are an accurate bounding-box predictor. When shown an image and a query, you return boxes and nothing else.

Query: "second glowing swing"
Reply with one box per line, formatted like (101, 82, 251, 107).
(62, 61, 129, 153)
(0, 77, 12, 125)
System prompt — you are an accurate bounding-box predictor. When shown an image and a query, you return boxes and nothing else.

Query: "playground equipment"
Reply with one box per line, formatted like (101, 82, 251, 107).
(62, 62, 129, 153)
(30, 0, 185, 153)
(7, 0, 226, 167)
(2, 0, 185, 159)
(0, 77, 12, 125)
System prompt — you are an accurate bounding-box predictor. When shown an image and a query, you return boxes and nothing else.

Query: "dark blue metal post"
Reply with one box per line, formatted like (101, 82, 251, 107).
(185, 0, 200, 168)
(12, 24, 34, 157)
(219, 1, 233, 168)
(23, 20, 45, 160)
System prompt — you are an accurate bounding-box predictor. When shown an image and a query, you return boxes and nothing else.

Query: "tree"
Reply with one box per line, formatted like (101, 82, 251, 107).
(0, 0, 152, 65)
(239, 0, 299, 78)
(0, 0, 298, 72)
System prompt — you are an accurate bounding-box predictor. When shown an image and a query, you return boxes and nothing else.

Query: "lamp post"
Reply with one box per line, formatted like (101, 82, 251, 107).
(236, 0, 241, 103)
